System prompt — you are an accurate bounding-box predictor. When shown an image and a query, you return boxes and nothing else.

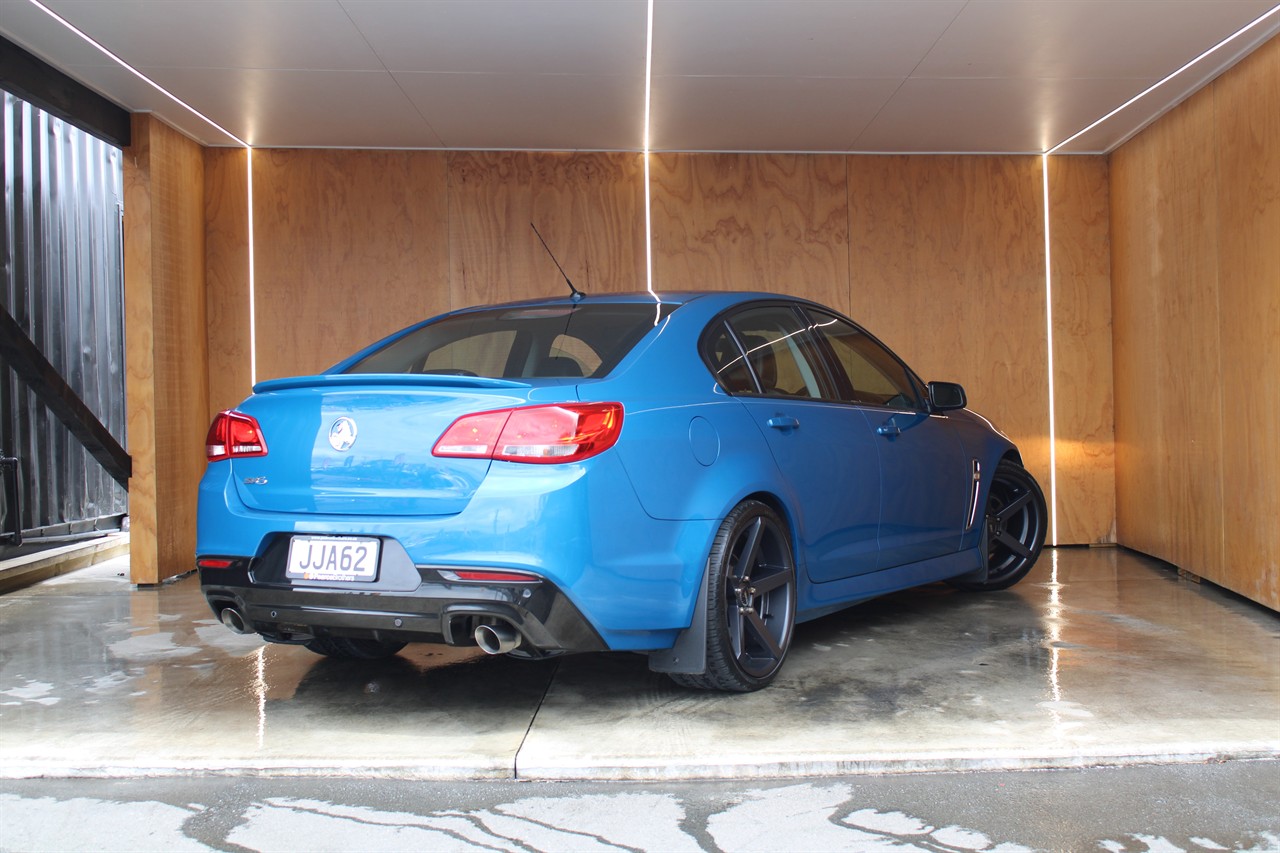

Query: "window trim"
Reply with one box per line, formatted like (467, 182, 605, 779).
(699, 300, 841, 402)
(798, 306, 929, 412)
(699, 299, 930, 412)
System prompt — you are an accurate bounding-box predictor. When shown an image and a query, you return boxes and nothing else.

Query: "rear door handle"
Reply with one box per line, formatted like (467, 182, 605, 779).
(767, 416, 800, 431)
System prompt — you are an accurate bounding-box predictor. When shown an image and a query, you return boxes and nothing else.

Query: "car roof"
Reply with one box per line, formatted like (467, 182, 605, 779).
(447, 290, 799, 314)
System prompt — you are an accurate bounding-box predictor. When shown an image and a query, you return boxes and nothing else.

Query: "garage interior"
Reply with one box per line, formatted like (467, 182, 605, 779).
(0, 1, 1277, 779)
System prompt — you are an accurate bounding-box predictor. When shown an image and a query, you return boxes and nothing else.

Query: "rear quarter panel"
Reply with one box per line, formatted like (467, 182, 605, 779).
(581, 298, 789, 525)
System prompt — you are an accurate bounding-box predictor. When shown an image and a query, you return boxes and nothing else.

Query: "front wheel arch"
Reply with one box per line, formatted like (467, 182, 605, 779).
(951, 458, 1047, 592)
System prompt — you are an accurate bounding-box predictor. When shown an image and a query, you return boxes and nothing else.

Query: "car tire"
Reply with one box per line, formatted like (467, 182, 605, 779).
(951, 459, 1047, 592)
(670, 500, 796, 692)
(304, 636, 408, 660)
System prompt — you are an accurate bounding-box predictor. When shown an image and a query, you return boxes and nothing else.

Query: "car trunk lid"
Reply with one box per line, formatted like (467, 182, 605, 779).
(228, 374, 556, 517)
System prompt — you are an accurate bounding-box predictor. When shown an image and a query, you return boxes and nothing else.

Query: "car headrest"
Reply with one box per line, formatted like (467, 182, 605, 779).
(538, 356, 584, 377)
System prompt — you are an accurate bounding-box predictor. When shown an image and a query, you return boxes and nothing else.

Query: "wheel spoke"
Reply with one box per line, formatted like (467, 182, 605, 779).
(956, 463, 1046, 594)
(994, 490, 1032, 523)
(702, 503, 798, 689)
(734, 518, 764, 581)
(994, 528, 1033, 559)
(743, 608, 784, 660)
(748, 566, 789, 596)
(728, 605, 746, 659)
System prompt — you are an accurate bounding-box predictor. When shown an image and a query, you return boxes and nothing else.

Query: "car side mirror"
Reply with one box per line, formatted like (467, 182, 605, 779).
(928, 381, 967, 411)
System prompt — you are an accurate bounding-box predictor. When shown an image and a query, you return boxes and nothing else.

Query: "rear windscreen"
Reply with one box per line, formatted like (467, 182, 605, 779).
(343, 303, 675, 379)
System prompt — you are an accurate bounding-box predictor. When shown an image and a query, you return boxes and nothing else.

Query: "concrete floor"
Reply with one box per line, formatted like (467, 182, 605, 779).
(6, 763, 1280, 851)
(0, 547, 1276, 781)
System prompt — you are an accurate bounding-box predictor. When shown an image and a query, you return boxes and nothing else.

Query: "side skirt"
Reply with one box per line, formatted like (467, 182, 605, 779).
(796, 547, 984, 624)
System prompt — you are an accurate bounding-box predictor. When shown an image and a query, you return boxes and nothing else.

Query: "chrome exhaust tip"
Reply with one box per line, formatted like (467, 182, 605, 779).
(219, 606, 251, 635)
(474, 622, 520, 655)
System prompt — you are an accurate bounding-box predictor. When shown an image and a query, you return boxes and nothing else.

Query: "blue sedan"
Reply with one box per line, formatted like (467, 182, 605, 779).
(197, 292, 1046, 691)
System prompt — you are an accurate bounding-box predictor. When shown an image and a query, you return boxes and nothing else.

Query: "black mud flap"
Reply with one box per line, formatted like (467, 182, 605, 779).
(647, 563, 709, 675)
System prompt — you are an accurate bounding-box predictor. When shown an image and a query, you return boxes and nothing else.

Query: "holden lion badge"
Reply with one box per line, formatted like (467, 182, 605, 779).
(328, 417, 358, 452)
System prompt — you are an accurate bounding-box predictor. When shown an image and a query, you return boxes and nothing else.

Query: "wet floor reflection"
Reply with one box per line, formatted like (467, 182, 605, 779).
(1, 548, 1276, 778)
(0, 558, 557, 769)
(517, 547, 1280, 777)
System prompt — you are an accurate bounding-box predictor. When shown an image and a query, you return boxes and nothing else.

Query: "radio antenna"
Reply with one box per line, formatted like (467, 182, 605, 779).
(531, 223, 584, 302)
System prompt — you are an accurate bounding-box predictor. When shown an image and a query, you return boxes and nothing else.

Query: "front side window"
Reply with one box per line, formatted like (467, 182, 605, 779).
(344, 303, 674, 378)
(805, 310, 922, 409)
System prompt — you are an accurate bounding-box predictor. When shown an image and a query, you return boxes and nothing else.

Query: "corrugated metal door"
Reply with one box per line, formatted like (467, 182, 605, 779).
(1, 89, 128, 536)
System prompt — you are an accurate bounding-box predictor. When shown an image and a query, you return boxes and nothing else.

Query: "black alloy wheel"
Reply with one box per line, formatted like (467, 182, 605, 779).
(953, 459, 1047, 592)
(671, 500, 796, 692)
(305, 635, 408, 660)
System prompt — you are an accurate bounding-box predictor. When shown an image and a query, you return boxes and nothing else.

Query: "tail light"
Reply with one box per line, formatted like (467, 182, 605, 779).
(433, 403, 623, 464)
(206, 410, 268, 462)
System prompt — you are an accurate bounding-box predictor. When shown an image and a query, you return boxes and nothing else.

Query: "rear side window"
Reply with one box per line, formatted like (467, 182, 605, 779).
(344, 304, 674, 379)
(703, 325, 756, 393)
(710, 306, 831, 399)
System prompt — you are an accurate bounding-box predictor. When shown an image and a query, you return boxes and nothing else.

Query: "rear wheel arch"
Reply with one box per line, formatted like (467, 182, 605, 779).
(740, 490, 800, 560)
(648, 491, 801, 683)
(664, 498, 798, 692)
(715, 489, 807, 589)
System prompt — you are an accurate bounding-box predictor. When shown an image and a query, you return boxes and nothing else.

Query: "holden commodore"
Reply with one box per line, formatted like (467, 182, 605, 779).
(197, 291, 1046, 692)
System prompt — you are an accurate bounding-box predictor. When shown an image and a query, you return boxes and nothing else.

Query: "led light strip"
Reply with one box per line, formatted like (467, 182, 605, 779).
(1041, 153, 1059, 547)
(1037, 3, 1280, 547)
(26, 0, 249, 148)
(246, 149, 257, 385)
(643, 0, 655, 296)
(32, 0, 1280, 472)
(26, 0, 259, 387)
(1048, 3, 1280, 154)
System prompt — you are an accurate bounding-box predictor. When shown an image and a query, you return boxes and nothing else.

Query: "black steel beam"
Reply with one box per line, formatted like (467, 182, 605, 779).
(0, 457, 20, 546)
(0, 35, 131, 149)
(0, 305, 131, 489)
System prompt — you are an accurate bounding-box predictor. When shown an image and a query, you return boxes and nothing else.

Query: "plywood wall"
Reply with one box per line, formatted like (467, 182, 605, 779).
(847, 155, 1054, 533)
(204, 147, 251, 418)
(1111, 34, 1279, 610)
(450, 151, 647, 307)
(203, 150, 646, 392)
(1215, 36, 1280, 611)
(251, 149, 451, 382)
(650, 153, 850, 313)
(124, 115, 209, 584)
(138, 43, 1279, 604)
(205, 149, 1114, 546)
(1048, 157, 1116, 545)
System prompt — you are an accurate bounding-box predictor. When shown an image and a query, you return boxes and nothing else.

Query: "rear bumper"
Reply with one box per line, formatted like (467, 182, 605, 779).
(198, 451, 718, 651)
(200, 545, 606, 655)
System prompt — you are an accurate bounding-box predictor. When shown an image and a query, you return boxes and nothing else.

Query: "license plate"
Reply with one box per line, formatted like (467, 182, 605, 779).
(286, 536, 380, 582)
